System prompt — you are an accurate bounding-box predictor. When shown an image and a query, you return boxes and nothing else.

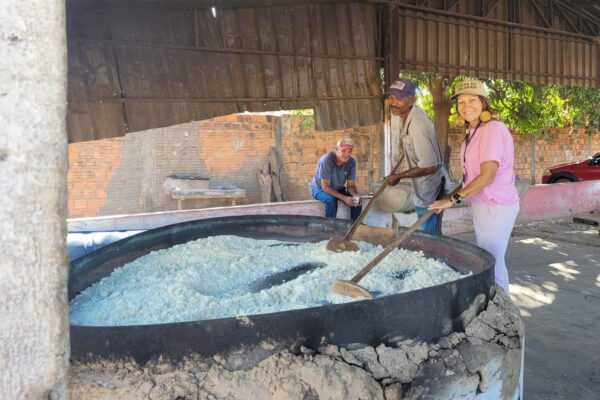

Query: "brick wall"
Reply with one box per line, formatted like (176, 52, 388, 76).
(68, 122, 205, 218)
(447, 126, 600, 183)
(68, 138, 123, 218)
(67, 114, 383, 218)
(197, 114, 384, 205)
(197, 114, 276, 208)
(68, 115, 598, 219)
(280, 116, 383, 200)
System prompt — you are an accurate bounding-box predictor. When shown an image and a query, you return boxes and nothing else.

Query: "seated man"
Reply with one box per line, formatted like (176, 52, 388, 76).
(310, 137, 362, 221)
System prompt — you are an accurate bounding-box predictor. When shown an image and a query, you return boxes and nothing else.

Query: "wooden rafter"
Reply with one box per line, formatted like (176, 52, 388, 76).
(576, 8, 600, 34)
(554, 1, 581, 33)
(507, 0, 522, 24)
(529, 0, 552, 28)
(394, 0, 596, 39)
(555, 1, 600, 34)
(484, 0, 500, 17)
(443, 0, 462, 11)
(581, 17, 596, 35)
(69, 37, 384, 62)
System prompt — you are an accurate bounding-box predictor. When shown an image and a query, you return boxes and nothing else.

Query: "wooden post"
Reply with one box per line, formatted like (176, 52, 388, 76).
(256, 158, 273, 203)
(269, 147, 284, 201)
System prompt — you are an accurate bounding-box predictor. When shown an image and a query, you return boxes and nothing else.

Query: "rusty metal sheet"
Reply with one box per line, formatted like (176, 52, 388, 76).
(67, 2, 383, 142)
(393, 2, 599, 88)
(67, 1, 598, 143)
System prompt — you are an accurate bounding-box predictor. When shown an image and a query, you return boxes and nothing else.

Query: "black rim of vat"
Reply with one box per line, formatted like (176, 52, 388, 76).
(69, 215, 495, 364)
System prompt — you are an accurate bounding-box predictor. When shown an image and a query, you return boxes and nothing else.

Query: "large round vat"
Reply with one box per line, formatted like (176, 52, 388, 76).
(69, 215, 494, 364)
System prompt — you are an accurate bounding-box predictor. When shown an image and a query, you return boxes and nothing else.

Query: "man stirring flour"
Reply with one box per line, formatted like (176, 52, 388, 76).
(384, 78, 449, 236)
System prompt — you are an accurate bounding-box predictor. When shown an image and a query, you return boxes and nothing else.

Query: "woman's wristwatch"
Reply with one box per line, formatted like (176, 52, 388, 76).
(451, 193, 463, 204)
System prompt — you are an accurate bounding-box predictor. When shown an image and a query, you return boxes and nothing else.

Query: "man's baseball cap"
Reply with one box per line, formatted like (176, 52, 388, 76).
(336, 137, 354, 148)
(452, 79, 487, 99)
(385, 78, 417, 98)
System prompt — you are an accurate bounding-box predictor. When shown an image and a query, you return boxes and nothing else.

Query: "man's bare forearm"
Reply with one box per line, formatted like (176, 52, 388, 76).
(346, 184, 359, 197)
(396, 165, 437, 179)
(387, 165, 437, 185)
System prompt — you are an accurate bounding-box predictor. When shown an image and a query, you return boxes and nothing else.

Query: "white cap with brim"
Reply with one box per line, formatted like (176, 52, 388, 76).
(452, 79, 487, 99)
(336, 137, 354, 147)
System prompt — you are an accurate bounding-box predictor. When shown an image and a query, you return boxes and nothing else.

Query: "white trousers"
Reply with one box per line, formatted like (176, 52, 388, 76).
(470, 201, 520, 294)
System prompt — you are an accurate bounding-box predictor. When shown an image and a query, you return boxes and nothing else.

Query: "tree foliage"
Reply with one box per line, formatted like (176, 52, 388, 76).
(289, 109, 314, 128)
(397, 71, 456, 120)
(559, 86, 600, 135)
(484, 80, 573, 137)
(396, 71, 600, 137)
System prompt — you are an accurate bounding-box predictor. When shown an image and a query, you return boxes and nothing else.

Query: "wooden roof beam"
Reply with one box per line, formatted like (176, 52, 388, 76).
(581, 17, 597, 36)
(68, 37, 384, 62)
(560, 1, 600, 24)
(574, 7, 600, 33)
(529, 0, 552, 28)
(443, 0, 463, 11)
(508, 0, 522, 24)
(555, 1, 582, 33)
(395, 1, 597, 40)
(67, 0, 354, 10)
(484, 0, 500, 17)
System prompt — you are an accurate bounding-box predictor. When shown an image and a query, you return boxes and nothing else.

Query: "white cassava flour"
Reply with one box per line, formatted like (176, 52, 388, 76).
(70, 235, 465, 326)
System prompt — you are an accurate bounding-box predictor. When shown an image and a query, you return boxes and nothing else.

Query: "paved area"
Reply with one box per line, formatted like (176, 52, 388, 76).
(453, 219, 600, 400)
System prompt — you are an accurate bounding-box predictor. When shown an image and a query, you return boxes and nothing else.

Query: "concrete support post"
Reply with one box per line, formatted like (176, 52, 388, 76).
(384, 114, 402, 176)
(0, 0, 69, 399)
(530, 135, 536, 184)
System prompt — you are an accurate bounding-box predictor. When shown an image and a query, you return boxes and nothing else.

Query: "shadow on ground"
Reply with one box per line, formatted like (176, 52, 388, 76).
(453, 219, 600, 400)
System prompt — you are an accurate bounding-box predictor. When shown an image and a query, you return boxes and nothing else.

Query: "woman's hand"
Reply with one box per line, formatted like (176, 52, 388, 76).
(428, 198, 455, 214)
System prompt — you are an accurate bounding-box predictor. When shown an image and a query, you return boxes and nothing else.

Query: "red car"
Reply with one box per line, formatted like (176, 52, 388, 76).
(542, 152, 600, 183)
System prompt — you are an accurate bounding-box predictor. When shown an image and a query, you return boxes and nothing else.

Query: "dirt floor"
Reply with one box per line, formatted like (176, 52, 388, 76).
(453, 218, 600, 400)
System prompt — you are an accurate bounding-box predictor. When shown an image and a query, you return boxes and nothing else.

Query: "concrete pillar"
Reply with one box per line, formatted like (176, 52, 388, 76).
(0, 0, 69, 399)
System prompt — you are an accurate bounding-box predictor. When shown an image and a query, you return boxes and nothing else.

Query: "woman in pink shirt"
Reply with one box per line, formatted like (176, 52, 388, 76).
(429, 79, 519, 294)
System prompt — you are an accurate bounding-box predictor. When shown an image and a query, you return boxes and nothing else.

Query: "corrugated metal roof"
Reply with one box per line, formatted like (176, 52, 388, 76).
(388, 1, 599, 87)
(67, 2, 383, 142)
(66, 0, 599, 142)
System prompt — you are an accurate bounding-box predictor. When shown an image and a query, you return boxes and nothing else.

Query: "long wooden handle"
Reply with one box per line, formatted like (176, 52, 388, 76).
(343, 154, 406, 241)
(350, 185, 460, 284)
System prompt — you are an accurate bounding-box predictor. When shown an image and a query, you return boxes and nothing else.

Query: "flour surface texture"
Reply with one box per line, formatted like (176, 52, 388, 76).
(70, 235, 464, 326)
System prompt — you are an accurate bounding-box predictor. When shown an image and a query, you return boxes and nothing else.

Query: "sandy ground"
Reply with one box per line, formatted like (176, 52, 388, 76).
(454, 218, 600, 400)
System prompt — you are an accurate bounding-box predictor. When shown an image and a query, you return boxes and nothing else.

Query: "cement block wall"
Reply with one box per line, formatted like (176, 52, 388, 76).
(69, 122, 205, 216)
(68, 114, 598, 218)
(198, 114, 277, 207)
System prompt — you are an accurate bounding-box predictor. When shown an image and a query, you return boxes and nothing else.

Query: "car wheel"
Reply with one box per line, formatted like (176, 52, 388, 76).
(553, 177, 575, 183)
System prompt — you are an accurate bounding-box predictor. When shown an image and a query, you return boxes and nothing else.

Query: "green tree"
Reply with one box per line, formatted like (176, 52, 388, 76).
(483, 80, 574, 137)
(399, 71, 600, 142)
(559, 86, 600, 135)
(289, 109, 314, 129)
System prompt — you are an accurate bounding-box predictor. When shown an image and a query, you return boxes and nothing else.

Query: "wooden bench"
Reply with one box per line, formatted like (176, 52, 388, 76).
(168, 187, 246, 210)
